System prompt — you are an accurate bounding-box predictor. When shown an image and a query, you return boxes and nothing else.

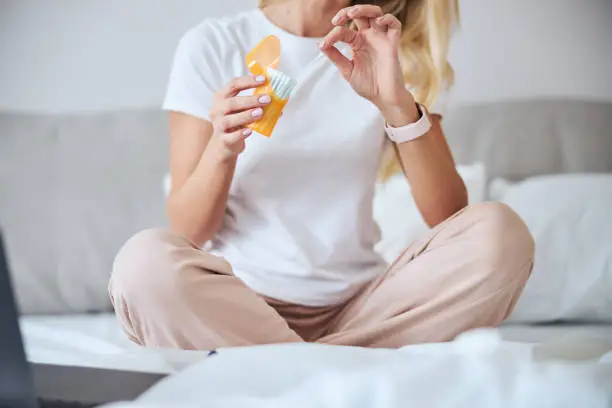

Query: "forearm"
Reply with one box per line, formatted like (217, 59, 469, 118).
(381, 101, 468, 227)
(396, 133, 467, 227)
(167, 145, 236, 246)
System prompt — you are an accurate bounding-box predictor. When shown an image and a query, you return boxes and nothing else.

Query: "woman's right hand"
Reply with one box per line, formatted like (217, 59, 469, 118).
(208, 75, 271, 160)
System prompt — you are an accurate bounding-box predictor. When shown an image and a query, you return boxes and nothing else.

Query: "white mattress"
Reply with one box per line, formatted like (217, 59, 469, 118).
(20, 313, 612, 374)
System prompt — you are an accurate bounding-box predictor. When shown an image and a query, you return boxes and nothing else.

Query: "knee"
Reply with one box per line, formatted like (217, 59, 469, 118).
(465, 202, 535, 283)
(109, 228, 190, 305)
(475, 202, 534, 256)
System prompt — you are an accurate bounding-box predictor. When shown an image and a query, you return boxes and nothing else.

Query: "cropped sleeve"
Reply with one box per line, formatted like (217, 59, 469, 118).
(162, 24, 223, 121)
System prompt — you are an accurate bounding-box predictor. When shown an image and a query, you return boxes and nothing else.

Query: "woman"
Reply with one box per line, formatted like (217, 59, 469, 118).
(109, 0, 534, 350)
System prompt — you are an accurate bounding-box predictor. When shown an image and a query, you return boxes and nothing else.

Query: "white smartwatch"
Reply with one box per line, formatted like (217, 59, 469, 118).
(384, 103, 432, 144)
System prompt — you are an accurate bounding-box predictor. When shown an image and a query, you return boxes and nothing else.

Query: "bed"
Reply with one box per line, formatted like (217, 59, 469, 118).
(1, 99, 611, 405)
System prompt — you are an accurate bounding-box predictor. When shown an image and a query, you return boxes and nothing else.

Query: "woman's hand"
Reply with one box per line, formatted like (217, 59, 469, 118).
(208, 75, 271, 160)
(320, 5, 418, 125)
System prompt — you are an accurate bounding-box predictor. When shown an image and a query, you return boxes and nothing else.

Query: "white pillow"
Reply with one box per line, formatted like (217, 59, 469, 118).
(494, 174, 612, 323)
(373, 163, 487, 263)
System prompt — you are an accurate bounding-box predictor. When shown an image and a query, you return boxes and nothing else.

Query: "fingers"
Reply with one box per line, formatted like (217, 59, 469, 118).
(215, 107, 264, 132)
(332, 5, 383, 26)
(331, 6, 401, 39)
(218, 75, 266, 98)
(319, 26, 358, 76)
(320, 26, 358, 49)
(211, 107, 260, 157)
(209, 76, 268, 157)
(348, 4, 384, 19)
(213, 126, 252, 158)
(223, 127, 253, 145)
(376, 14, 402, 39)
(332, 7, 368, 31)
(353, 17, 370, 31)
(216, 93, 271, 115)
(320, 45, 353, 79)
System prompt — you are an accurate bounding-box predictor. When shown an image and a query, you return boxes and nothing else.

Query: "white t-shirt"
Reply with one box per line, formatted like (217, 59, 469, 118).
(163, 9, 387, 306)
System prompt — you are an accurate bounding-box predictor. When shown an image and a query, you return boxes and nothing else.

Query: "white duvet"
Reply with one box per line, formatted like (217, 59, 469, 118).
(20, 316, 612, 407)
(98, 329, 612, 408)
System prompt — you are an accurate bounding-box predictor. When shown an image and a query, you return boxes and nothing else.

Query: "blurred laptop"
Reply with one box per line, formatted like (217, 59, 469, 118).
(0, 232, 166, 408)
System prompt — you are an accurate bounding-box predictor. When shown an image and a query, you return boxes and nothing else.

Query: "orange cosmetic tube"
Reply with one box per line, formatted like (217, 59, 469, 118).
(249, 83, 289, 137)
(245, 35, 295, 137)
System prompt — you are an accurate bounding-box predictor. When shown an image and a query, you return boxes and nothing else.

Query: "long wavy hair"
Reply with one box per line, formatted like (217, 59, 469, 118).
(259, 0, 460, 180)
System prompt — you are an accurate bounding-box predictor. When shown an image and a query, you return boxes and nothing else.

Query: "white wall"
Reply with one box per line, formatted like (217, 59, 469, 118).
(1, 0, 611, 113)
(0, 0, 255, 112)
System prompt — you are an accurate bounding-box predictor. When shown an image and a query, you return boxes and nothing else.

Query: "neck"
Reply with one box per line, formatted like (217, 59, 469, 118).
(262, 0, 350, 38)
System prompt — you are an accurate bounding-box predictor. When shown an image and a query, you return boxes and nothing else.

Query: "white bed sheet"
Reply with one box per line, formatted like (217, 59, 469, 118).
(20, 315, 612, 407)
(20, 314, 209, 374)
(20, 313, 612, 374)
(106, 336, 612, 408)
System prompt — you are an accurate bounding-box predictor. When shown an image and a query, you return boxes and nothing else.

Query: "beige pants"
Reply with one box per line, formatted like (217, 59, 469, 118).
(109, 202, 534, 350)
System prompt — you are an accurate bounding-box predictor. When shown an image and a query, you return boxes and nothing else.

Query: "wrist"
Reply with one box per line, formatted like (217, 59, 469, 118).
(207, 137, 239, 165)
(376, 89, 420, 127)
(382, 97, 433, 145)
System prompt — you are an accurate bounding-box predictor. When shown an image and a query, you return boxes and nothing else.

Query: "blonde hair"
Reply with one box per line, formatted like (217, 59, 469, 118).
(259, 0, 460, 180)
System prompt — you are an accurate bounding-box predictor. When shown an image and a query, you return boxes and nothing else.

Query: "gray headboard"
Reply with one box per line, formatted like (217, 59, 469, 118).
(0, 109, 170, 314)
(0, 99, 610, 314)
(443, 99, 612, 181)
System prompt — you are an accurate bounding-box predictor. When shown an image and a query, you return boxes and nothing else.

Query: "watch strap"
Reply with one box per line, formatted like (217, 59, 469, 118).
(384, 103, 432, 144)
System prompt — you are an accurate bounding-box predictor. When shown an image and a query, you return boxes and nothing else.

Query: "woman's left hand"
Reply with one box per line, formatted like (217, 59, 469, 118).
(320, 5, 416, 121)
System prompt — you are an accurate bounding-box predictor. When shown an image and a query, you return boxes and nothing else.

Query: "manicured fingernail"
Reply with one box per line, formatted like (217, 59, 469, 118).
(258, 95, 271, 104)
(331, 15, 339, 24)
(243, 128, 252, 136)
(255, 75, 266, 83)
(351, 6, 359, 13)
(251, 108, 263, 117)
